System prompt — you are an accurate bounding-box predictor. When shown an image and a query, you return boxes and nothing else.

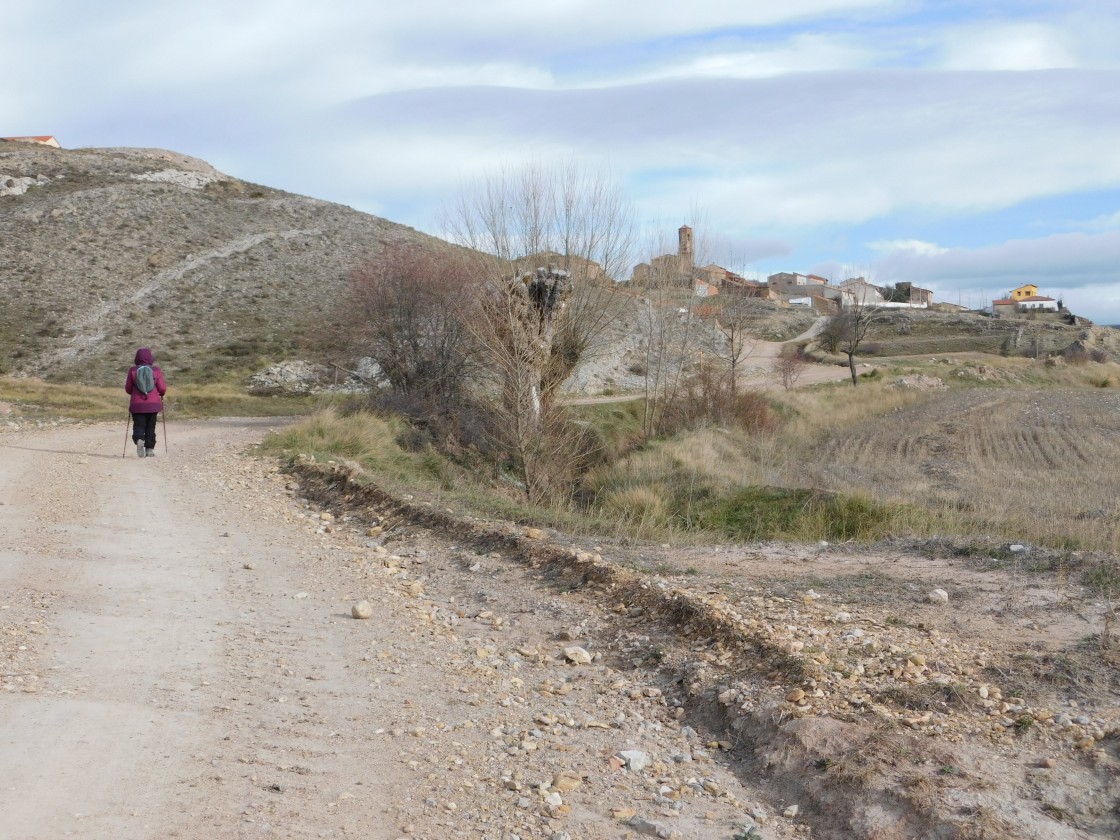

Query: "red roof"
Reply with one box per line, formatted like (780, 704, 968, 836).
(1019, 295, 1055, 302)
(992, 299, 1016, 305)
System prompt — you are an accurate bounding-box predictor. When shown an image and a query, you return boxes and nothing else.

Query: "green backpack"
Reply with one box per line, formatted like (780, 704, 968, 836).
(135, 365, 155, 396)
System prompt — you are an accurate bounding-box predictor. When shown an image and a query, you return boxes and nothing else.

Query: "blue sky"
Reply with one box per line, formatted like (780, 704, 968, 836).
(5, 0, 1120, 320)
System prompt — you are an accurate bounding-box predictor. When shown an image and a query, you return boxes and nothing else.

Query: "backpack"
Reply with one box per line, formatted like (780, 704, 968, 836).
(135, 364, 155, 396)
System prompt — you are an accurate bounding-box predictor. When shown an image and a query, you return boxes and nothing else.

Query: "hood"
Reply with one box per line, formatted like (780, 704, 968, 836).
(134, 347, 154, 366)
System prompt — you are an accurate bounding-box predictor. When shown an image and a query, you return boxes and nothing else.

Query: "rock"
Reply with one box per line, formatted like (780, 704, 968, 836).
(248, 361, 333, 395)
(1039, 757, 1057, 769)
(563, 646, 592, 665)
(351, 600, 373, 619)
(785, 688, 806, 703)
(628, 817, 675, 838)
(1009, 544, 1027, 553)
(891, 374, 946, 391)
(618, 749, 651, 771)
(927, 589, 949, 604)
(783, 804, 799, 818)
(612, 807, 638, 821)
(551, 770, 582, 793)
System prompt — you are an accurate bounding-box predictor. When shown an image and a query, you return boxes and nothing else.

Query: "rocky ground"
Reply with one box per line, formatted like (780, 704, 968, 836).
(2, 419, 1118, 839)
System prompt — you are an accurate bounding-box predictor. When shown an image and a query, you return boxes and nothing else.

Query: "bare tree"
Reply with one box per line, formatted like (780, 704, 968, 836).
(634, 232, 700, 439)
(775, 346, 810, 390)
(830, 301, 886, 386)
(706, 295, 761, 398)
(443, 161, 637, 502)
(471, 267, 578, 504)
(445, 159, 636, 371)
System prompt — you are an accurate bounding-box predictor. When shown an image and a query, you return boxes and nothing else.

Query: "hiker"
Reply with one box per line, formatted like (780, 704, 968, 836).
(125, 347, 167, 457)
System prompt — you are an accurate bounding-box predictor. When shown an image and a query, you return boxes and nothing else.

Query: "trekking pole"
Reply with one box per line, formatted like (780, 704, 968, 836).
(162, 405, 168, 454)
(123, 413, 131, 457)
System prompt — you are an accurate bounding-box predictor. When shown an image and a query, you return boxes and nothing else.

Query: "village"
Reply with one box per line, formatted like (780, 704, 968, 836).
(633, 225, 1073, 321)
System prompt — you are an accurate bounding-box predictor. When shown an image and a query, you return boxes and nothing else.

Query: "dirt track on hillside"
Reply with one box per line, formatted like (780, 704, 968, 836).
(3, 420, 1119, 839)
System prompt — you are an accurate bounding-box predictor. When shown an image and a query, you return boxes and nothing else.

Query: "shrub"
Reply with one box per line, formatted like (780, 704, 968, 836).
(656, 368, 775, 436)
(330, 244, 480, 403)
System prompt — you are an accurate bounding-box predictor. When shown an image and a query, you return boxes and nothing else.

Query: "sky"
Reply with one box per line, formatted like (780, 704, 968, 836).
(5, 0, 1120, 320)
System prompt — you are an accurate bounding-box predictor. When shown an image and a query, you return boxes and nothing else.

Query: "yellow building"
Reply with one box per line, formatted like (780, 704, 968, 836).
(1009, 284, 1038, 301)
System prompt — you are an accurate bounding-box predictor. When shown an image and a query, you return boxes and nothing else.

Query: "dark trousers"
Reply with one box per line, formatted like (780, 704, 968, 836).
(132, 412, 158, 450)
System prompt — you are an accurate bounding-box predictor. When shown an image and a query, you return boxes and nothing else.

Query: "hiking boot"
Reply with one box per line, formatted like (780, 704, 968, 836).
(145, 449, 156, 458)
(136, 441, 146, 457)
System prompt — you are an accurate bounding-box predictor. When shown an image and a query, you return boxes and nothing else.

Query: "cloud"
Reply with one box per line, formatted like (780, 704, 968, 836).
(7, 0, 1120, 322)
(869, 239, 948, 256)
(875, 229, 1120, 291)
(938, 23, 1077, 71)
(1082, 210, 1120, 232)
(329, 68, 1120, 233)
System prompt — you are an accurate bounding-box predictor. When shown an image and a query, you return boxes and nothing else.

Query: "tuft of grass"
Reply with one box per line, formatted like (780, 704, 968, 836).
(260, 408, 426, 485)
(698, 486, 899, 542)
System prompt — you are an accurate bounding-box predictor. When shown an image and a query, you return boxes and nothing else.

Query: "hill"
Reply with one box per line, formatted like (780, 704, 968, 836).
(3, 143, 1114, 394)
(0, 143, 447, 385)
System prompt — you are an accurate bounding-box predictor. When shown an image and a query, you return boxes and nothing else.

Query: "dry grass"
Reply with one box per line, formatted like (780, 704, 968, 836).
(788, 385, 1120, 551)
(0, 376, 323, 421)
(582, 362, 1120, 550)
(256, 354, 1120, 553)
(260, 408, 431, 486)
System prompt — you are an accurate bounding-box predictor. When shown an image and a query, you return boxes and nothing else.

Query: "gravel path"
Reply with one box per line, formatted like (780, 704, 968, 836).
(3, 419, 1117, 840)
(0, 420, 792, 840)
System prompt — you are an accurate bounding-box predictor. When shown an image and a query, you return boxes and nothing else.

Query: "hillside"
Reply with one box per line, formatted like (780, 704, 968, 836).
(0, 144, 448, 385)
(3, 143, 1113, 395)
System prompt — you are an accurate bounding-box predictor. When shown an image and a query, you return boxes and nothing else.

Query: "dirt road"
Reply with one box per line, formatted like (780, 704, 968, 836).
(0, 420, 791, 840)
(4, 420, 1117, 840)
(0, 420, 411, 837)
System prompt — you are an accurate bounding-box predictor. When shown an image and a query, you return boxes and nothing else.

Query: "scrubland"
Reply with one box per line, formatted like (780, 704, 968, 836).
(259, 352, 1120, 557)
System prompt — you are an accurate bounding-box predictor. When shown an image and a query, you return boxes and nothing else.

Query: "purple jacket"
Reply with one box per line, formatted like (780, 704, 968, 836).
(125, 347, 167, 413)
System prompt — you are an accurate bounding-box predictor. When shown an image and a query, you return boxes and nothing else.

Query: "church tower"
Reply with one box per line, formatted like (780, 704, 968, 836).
(678, 225, 694, 270)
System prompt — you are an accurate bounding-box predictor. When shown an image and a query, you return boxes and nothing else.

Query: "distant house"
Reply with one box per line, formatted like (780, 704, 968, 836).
(992, 298, 1019, 317)
(897, 282, 934, 306)
(721, 276, 770, 298)
(839, 277, 885, 305)
(1018, 295, 1059, 311)
(766, 272, 849, 312)
(693, 278, 719, 297)
(1, 135, 60, 148)
(767, 272, 828, 295)
(992, 288, 1060, 317)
